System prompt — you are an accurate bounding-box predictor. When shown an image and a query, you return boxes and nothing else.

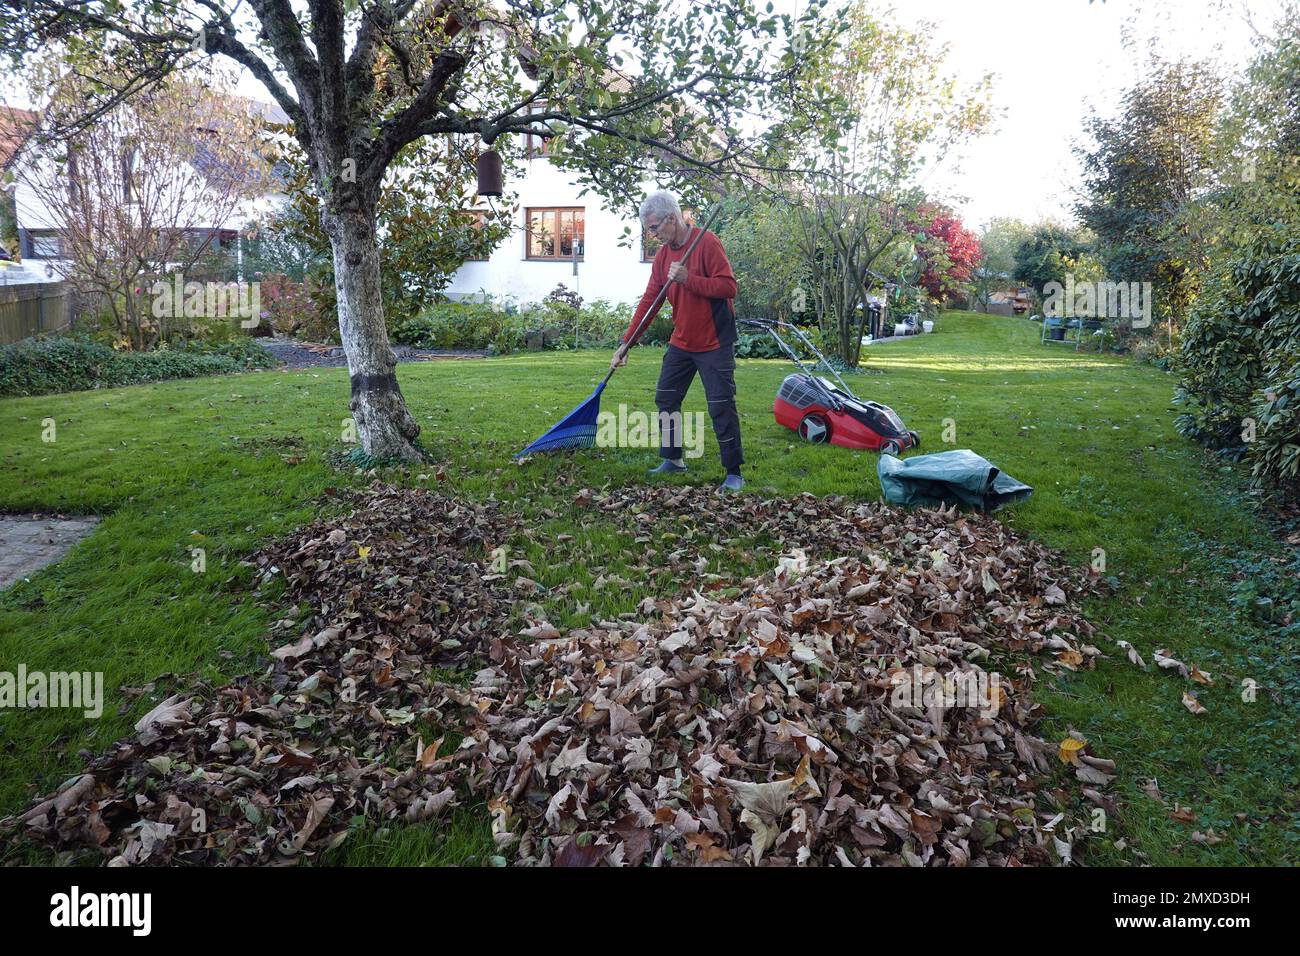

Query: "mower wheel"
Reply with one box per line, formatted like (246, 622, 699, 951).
(798, 412, 831, 444)
(908, 430, 920, 448)
(879, 439, 902, 456)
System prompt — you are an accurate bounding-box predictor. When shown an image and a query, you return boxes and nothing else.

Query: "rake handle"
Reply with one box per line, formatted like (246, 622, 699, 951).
(603, 204, 724, 386)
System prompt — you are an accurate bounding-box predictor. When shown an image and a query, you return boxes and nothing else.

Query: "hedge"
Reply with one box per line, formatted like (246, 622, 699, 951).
(0, 336, 279, 398)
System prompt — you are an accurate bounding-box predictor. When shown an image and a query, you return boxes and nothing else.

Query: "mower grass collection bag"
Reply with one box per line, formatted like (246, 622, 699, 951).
(878, 449, 1033, 512)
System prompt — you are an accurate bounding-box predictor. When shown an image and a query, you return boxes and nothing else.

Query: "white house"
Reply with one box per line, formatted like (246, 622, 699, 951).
(444, 131, 664, 308)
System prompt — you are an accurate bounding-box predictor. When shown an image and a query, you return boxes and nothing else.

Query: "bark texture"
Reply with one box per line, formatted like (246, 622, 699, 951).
(325, 205, 423, 462)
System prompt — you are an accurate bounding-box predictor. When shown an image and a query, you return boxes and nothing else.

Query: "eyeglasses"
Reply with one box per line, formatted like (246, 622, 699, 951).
(645, 216, 673, 233)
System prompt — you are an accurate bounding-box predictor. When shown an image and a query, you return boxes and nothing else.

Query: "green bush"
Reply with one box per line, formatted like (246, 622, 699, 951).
(392, 301, 507, 351)
(735, 329, 784, 358)
(1128, 334, 1176, 368)
(638, 307, 674, 346)
(0, 335, 278, 398)
(1175, 228, 1300, 490)
(579, 298, 636, 348)
(392, 298, 638, 354)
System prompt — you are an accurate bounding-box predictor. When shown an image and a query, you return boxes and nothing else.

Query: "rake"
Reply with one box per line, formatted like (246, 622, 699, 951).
(514, 205, 721, 458)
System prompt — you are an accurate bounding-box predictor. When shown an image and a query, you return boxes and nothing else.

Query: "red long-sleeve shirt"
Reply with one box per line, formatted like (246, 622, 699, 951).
(623, 228, 739, 352)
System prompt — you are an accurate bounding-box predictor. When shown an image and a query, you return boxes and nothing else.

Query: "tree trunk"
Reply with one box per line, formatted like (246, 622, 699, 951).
(324, 205, 424, 462)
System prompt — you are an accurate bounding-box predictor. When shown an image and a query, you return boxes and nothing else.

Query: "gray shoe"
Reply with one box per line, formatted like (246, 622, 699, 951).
(720, 473, 744, 492)
(648, 460, 688, 476)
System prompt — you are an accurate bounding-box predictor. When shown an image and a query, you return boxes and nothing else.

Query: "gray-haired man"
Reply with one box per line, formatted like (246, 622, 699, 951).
(610, 191, 745, 491)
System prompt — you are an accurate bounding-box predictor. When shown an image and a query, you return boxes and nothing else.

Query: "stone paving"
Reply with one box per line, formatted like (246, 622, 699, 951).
(0, 516, 100, 591)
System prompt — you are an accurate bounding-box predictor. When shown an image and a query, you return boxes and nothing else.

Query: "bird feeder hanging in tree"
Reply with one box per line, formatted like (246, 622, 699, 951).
(476, 149, 503, 197)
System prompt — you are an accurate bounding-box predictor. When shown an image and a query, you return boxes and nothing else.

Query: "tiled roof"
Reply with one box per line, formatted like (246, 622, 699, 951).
(0, 106, 37, 172)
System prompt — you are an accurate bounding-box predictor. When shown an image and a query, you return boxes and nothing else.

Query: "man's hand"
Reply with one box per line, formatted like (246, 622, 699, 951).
(610, 342, 629, 370)
(667, 261, 688, 284)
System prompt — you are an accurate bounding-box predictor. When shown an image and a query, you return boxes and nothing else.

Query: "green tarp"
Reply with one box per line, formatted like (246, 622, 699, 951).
(877, 449, 1033, 512)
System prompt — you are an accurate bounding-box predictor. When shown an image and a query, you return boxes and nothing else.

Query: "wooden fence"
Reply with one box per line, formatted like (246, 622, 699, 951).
(0, 281, 71, 344)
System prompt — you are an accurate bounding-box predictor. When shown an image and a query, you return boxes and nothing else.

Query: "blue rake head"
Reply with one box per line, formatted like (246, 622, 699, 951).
(515, 380, 607, 458)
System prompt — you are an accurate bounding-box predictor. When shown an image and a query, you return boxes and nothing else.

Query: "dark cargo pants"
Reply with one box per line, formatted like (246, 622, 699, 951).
(655, 343, 744, 472)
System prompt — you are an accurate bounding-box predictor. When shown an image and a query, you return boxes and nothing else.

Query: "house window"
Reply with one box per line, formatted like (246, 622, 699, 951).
(188, 230, 216, 255)
(525, 102, 555, 160)
(30, 234, 61, 258)
(458, 210, 489, 261)
(641, 206, 698, 261)
(526, 207, 584, 260)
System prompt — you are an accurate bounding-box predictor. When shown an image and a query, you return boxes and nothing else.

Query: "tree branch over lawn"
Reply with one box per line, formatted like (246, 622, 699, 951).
(765, 2, 994, 365)
(2, 0, 849, 461)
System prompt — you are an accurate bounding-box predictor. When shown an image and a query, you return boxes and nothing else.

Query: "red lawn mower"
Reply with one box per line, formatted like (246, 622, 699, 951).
(742, 319, 920, 455)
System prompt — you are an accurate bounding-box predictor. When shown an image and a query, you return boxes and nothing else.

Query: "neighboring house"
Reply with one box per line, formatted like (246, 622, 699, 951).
(0, 106, 47, 283)
(0, 105, 35, 171)
(7, 97, 289, 283)
(983, 287, 1032, 315)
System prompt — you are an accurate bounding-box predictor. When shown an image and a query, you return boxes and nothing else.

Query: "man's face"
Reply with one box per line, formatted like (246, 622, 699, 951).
(644, 212, 683, 246)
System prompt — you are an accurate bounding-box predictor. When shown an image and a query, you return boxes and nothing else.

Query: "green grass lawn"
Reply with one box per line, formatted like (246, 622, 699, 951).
(1, 311, 1296, 865)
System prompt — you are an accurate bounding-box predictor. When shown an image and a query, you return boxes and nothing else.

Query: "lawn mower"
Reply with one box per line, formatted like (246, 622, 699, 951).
(741, 319, 920, 455)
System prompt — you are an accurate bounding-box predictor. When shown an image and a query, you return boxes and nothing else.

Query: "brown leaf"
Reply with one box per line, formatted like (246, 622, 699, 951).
(554, 837, 609, 866)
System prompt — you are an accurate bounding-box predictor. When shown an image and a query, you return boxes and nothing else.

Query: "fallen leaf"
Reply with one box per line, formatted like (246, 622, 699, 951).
(1058, 737, 1086, 766)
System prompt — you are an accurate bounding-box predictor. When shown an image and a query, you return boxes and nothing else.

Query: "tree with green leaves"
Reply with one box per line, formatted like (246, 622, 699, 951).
(1075, 59, 1223, 335)
(1174, 4, 1300, 492)
(713, 195, 808, 324)
(972, 217, 1030, 310)
(771, 2, 993, 366)
(3, 0, 844, 460)
(1013, 224, 1092, 307)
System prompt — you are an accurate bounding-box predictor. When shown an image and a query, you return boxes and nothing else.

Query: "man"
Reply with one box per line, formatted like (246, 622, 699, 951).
(611, 190, 744, 491)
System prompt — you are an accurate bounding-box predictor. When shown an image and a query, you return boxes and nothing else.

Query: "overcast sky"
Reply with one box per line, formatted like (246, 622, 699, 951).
(2, 0, 1287, 232)
(880, 0, 1285, 229)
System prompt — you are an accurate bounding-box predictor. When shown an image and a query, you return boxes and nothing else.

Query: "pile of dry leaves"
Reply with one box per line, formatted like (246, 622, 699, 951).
(3, 483, 1116, 866)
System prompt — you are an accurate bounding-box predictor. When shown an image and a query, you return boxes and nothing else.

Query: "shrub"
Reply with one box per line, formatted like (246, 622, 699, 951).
(735, 329, 784, 359)
(579, 298, 635, 348)
(258, 273, 337, 341)
(392, 301, 508, 351)
(638, 307, 674, 346)
(393, 298, 639, 354)
(1175, 227, 1300, 490)
(0, 334, 278, 398)
(1128, 334, 1176, 368)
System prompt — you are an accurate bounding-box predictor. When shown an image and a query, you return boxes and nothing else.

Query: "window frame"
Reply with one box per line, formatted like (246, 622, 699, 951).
(524, 102, 555, 160)
(524, 206, 585, 261)
(27, 231, 62, 259)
